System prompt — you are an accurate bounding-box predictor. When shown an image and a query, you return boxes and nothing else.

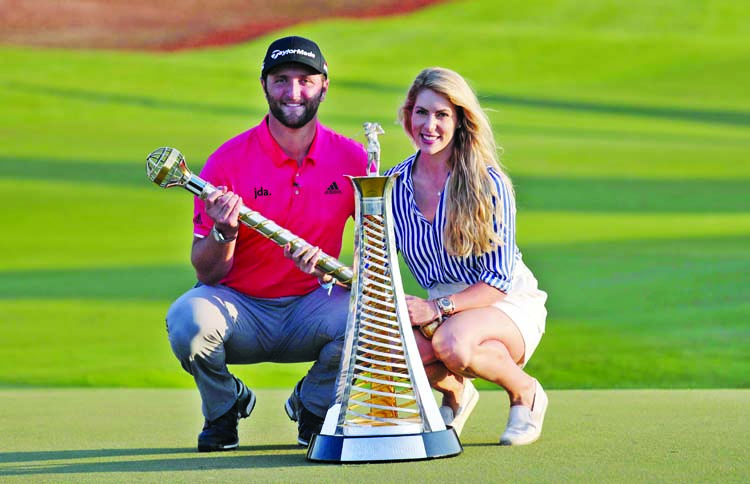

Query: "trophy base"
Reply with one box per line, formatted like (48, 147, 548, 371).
(306, 428, 462, 463)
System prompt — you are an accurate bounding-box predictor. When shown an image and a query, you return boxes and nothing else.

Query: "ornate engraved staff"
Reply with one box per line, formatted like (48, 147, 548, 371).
(307, 123, 462, 463)
(145, 147, 353, 286)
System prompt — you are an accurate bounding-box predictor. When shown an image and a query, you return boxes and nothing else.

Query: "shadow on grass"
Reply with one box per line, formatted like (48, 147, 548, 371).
(7, 79, 750, 129)
(0, 444, 312, 475)
(339, 79, 750, 127)
(2, 81, 260, 119)
(4, 156, 749, 214)
(0, 447, 194, 463)
(1, 156, 163, 188)
(1, 80, 380, 129)
(0, 264, 194, 301)
(514, 176, 750, 213)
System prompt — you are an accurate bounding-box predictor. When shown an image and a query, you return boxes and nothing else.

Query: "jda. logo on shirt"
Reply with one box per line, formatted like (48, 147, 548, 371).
(254, 187, 270, 199)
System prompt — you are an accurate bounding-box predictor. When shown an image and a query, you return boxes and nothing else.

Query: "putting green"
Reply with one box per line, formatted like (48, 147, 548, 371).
(1, 389, 747, 483)
(1, 0, 749, 392)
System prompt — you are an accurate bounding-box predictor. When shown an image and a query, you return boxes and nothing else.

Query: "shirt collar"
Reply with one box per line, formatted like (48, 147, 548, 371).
(258, 115, 322, 167)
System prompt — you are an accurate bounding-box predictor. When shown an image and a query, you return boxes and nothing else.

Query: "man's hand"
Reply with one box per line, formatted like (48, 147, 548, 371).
(284, 244, 322, 276)
(204, 186, 242, 238)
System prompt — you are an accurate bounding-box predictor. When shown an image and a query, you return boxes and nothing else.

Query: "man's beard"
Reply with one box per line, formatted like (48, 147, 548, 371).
(266, 90, 324, 129)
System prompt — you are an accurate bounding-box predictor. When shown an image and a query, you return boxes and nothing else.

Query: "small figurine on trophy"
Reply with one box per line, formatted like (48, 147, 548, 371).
(363, 122, 385, 176)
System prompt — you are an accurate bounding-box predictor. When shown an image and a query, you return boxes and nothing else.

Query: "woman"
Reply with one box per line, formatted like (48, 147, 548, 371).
(384, 67, 548, 445)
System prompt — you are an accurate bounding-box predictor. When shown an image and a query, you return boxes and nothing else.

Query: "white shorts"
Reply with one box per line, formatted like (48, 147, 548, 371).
(427, 259, 547, 367)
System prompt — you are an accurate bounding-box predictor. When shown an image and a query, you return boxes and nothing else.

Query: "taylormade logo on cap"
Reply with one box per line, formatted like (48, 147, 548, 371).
(261, 36, 327, 77)
(271, 48, 316, 60)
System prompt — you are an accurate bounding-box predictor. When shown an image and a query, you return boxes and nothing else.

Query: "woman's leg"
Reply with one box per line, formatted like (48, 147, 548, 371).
(431, 307, 536, 407)
(413, 328, 465, 408)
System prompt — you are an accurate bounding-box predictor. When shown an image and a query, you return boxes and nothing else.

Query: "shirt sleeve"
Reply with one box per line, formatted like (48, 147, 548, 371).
(192, 152, 225, 238)
(478, 169, 517, 293)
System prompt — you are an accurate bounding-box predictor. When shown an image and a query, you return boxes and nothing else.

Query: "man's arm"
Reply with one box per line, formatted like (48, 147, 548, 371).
(191, 186, 242, 285)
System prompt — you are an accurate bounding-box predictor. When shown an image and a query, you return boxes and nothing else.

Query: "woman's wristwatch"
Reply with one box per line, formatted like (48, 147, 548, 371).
(434, 296, 456, 318)
(421, 296, 456, 340)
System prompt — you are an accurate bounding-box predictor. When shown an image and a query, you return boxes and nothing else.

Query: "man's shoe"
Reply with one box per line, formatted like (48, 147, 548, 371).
(283, 378, 323, 446)
(235, 377, 256, 419)
(499, 379, 548, 446)
(439, 379, 480, 436)
(296, 406, 324, 447)
(198, 409, 240, 452)
(197, 377, 256, 452)
(284, 379, 304, 422)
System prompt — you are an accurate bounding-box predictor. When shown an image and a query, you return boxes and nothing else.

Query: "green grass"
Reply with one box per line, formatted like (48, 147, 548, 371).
(1, 0, 749, 390)
(1, 389, 748, 483)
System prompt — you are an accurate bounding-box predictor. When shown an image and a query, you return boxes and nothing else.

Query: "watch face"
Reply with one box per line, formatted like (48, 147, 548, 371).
(438, 297, 454, 315)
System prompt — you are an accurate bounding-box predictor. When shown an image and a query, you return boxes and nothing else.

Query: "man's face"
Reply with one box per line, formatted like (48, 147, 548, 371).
(262, 63, 328, 129)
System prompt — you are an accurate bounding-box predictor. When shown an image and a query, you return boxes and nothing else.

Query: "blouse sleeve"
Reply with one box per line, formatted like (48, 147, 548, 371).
(478, 169, 517, 293)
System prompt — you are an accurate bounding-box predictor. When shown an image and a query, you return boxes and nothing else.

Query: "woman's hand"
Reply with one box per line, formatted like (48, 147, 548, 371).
(405, 295, 441, 327)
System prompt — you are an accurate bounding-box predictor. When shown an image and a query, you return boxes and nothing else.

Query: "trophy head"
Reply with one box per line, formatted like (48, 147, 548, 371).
(146, 147, 191, 188)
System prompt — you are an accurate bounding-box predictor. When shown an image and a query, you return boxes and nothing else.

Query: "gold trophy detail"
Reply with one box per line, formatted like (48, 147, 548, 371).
(306, 123, 462, 463)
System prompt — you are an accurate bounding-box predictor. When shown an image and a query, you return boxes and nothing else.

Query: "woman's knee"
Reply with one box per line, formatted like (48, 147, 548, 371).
(432, 331, 471, 372)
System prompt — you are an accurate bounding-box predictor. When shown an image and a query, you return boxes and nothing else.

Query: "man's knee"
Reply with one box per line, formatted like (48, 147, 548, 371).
(166, 293, 227, 362)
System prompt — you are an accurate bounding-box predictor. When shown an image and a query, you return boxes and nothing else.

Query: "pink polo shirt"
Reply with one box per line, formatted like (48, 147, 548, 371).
(193, 116, 368, 298)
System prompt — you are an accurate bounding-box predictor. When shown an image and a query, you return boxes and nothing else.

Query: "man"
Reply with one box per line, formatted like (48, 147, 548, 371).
(166, 35, 368, 452)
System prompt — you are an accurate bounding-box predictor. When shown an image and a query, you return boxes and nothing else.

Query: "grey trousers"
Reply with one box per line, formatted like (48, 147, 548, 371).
(166, 283, 349, 421)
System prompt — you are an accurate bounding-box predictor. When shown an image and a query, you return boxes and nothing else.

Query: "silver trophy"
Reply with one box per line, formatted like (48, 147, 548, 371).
(145, 147, 353, 286)
(306, 124, 462, 463)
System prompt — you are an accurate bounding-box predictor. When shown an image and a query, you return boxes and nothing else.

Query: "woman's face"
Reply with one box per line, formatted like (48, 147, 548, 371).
(410, 88, 458, 158)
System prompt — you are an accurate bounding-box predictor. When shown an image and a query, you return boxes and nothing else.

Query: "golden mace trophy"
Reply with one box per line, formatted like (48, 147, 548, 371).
(306, 123, 462, 463)
(145, 146, 353, 286)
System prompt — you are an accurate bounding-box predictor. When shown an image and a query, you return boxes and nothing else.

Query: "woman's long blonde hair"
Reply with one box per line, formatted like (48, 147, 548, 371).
(399, 67, 512, 257)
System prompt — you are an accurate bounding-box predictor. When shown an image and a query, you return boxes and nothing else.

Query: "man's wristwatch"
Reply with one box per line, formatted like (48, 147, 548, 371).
(211, 225, 237, 244)
(435, 296, 456, 318)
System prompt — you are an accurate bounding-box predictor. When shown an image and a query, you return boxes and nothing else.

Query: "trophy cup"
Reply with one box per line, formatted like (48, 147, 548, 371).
(306, 123, 462, 463)
(145, 146, 353, 286)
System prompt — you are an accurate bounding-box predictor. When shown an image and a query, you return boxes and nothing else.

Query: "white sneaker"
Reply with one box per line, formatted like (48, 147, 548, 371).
(439, 380, 480, 436)
(499, 379, 548, 446)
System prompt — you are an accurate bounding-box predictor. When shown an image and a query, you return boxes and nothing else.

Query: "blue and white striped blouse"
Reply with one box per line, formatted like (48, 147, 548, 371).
(385, 153, 521, 293)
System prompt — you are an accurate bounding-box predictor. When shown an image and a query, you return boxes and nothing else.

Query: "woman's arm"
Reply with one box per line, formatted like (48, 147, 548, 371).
(405, 282, 506, 327)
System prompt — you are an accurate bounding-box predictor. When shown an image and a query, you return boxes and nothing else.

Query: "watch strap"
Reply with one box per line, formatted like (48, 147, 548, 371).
(211, 225, 236, 244)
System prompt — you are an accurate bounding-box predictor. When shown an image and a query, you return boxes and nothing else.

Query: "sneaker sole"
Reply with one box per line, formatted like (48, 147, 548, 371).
(499, 431, 541, 446)
(198, 441, 239, 452)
